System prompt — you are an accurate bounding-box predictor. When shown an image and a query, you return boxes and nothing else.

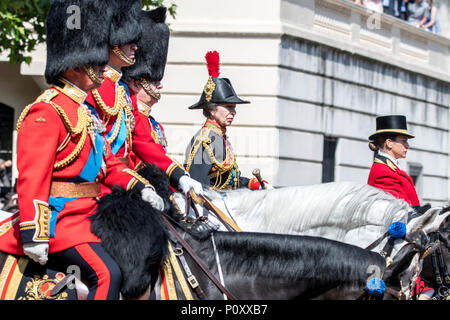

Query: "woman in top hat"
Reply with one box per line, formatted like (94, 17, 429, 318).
(0, 0, 164, 300)
(367, 115, 434, 299)
(184, 51, 271, 191)
(367, 115, 420, 206)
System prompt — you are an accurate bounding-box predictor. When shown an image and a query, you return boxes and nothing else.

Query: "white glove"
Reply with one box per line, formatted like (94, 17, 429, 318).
(263, 183, 274, 190)
(141, 187, 165, 211)
(178, 175, 204, 196)
(23, 242, 49, 265)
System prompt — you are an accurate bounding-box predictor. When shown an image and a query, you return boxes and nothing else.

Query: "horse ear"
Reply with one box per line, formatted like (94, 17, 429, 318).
(406, 207, 440, 235)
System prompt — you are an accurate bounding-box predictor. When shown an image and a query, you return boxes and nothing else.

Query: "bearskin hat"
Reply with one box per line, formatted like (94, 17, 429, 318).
(109, 0, 143, 47)
(45, 0, 114, 85)
(122, 7, 169, 83)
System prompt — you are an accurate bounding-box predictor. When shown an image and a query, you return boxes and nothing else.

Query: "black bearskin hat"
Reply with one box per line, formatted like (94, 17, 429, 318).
(109, 0, 143, 47)
(45, 0, 114, 85)
(122, 7, 169, 83)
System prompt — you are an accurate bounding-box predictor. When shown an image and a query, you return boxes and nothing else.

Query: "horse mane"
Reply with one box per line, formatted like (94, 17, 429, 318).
(211, 231, 385, 285)
(136, 163, 216, 240)
(207, 182, 411, 240)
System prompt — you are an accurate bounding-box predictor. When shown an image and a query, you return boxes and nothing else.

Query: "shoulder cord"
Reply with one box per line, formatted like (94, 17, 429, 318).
(91, 85, 126, 117)
(17, 100, 90, 171)
(185, 127, 240, 190)
(93, 85, 133, 148)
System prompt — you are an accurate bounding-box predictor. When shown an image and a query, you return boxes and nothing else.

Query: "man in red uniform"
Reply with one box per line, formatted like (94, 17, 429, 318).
(367, 114, 433, 299)
(0, 0, 163, 300)
(85, 2, 203, 196)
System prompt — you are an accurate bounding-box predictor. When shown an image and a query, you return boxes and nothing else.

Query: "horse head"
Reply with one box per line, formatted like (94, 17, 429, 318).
(416, 214, 450, 299)
(380, 207, 450, 299)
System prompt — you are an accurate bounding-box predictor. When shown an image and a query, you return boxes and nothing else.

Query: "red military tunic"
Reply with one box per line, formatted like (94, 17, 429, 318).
(85, 66, 133, 166)
(0, 79, 147, 255)
(368, 153, 420, 206)
(85, 66, 186, 188)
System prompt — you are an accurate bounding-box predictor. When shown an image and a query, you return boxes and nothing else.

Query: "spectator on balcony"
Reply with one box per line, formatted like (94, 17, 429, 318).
(419, 0, 442, 34)
(408, 0, 429, 27)
(383, 0, 394, 15)
(365, 0, 384, 12)
(383, 0, 409, 20)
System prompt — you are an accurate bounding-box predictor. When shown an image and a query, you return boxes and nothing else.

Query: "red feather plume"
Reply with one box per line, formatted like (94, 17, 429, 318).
(205, 51, 220, 78)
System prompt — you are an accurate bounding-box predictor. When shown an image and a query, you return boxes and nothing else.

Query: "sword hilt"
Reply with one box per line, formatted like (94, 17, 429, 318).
(252, 168, 266, 190)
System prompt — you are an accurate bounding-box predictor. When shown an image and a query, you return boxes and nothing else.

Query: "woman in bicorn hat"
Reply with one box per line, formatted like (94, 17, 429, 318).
(184, 51, 272, 191)
(0, 0, 164, 300)
(367, 114, 434, 299)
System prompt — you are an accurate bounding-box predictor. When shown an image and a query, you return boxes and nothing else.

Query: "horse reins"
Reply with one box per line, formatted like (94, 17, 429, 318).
(428, 232, 450, 299)
(160, 214, 238, 300)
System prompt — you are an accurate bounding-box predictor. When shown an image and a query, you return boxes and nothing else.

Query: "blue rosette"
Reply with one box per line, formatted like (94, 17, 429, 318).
(388, 221, 407, 238)
(366, 278, 385, 296)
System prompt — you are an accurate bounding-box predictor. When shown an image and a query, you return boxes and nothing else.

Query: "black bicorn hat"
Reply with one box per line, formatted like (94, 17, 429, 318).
(368, 115, 415, 141)
(122, 7, 169, 83)
(109, 0, 142, 47)
(45, 0, 115, 85)
(188, 51, 250, 110)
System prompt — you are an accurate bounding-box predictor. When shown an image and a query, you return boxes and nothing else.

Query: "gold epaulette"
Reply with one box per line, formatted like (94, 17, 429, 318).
(374, 157, 397, 171)
(185, 127, 212, 171)
(16, 88, 59, 131)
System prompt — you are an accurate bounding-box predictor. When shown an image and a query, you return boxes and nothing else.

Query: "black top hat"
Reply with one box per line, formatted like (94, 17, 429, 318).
(188, 51, 250, 110)
(122, 7, 169, 83)
(368, 115, 415, 141)
(45, 0, 115, 84)
(109, 0, 142, 47)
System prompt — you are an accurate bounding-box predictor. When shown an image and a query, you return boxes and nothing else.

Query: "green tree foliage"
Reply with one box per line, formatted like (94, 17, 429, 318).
(0, 0, 177, 64)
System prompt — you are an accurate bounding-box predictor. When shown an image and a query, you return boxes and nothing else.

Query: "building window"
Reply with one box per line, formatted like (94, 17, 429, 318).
(408, 163, 423, 186)
(0, 103, 13, 161)
(322, 136, 338, 183)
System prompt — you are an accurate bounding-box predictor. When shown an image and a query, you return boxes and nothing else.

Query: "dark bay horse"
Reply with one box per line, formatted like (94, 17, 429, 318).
(90, 164, 429, 300)
(0, 164, 432, 300)
(418, 214, 450, 299)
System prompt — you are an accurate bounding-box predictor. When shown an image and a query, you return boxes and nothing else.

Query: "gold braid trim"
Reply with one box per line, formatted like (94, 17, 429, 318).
(185, 127, 211, 172)
(123, 169, 154, 190)
(124, 101, 133, 150)
(92, 85, 131, 147)
(53, 127, 87, 170)
(16, 104, 34, 132)
(16, 88, 59, 132)
(91, 85, 126, 117)
(50, 102, 86, 135)
(106, 106, 123, 144)
(185, 126, 240, 190)
(50, 103, 91, 170)
(16, 91, 90, 171)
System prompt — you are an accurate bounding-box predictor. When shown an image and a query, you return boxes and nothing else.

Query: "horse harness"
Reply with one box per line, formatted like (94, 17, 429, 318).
(362, 227, 432, 300)
(160, 214, 237, 300)
(428, 231, 450, 300)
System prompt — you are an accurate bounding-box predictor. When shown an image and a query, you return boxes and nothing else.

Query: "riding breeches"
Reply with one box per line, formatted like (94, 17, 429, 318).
(49, 243, 122, 300)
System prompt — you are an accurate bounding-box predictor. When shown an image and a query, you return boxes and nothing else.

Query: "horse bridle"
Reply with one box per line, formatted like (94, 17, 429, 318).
(362, 227, 433, 300)
(427, 231, 450, 300)
(160, 212, 237, 300)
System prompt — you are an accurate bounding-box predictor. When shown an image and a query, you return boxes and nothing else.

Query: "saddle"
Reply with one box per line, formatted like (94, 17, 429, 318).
(0, 252, 80, 300)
